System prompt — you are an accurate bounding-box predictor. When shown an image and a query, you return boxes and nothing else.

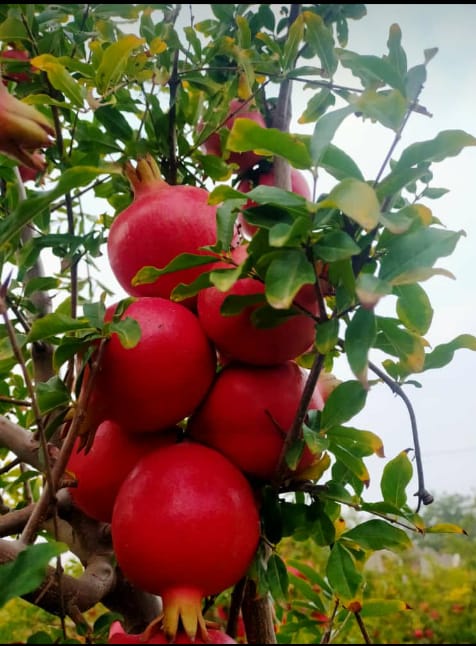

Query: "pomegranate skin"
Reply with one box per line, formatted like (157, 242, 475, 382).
(107, 158, 218, 304)
(187, 361, 324, 481)
(111, 441, 260, 599)
(108, 621, 237, 644)
(83, 297, 217, 435)
(66, 421, 178, 523)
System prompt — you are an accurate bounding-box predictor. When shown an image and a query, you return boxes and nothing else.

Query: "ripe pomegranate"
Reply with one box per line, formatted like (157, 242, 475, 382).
(111, 441, 260, 641)
(66, 420, 179, 523)
(187, 360, 324, 481)
(236, 166, 312, 239)
(200, 98, 267, 173)
(317, 370, 342, 403)
(197, 245, 319, 366)
(108, 620, 237, 644)
(107, 154, 218, 307)
(79, 297, 216, 436)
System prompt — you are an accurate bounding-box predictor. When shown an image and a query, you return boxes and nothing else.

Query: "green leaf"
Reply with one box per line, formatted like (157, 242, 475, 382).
(354, 88, 407, 131)
(394, 129, 476, 171)
(327, 426, 384, 457)
(326, 542, 363, 601)
(381, 450, 413, 508)
(132, 252, 218, 286)
(343, 519, 412, 552)
(320, 143, 364, 181)
(315, 318, 339, 354)
(329, 442, 370, 484)
(317, 178, 380, 231)
(355, 274, 393, 309)
(321, 380, 367, 431)
(376, 317, 426, 374)
(423, 334, 476, 371)
(313, 230, 360, 263)
(303, 11, 338, 77)
(0, 541, 68, 607)
(425, 523, 467, 535)
(0, 15, 29, 41)
(266, 553, 289, 603)
(28, 313, 93, 342)
(378, 227, 464, 285)
(107, 316, 141, 349)
(395, 284, 433, 335)
(24, 276, 60, 297)
(31, 54, 85, 107)
(96, 34, 146, 94)
(226, 118, 312, 169)
(310, 105, 355, 165)
(264, 250, 315, 309)
(338, 49, 406, 93)
(36, 376, 71, 415)
(283, 13, 304, 72)
(95, 105, 134, 141)
(345, 308, 377, 386)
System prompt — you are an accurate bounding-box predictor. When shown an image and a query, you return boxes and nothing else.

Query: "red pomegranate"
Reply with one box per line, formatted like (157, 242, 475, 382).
(187, 360, 324, 481)
(107, 154, 218, 307)
(79, 297, 216, 436)
(1, 48, 33, 84)
(236, 166, 312, 239)
(108, 620, 237, 644)
(200, 98, 267, 173)
(197, 245, 319, 366)
(111, 441, 260, 641)
(66, 421, 179, 523)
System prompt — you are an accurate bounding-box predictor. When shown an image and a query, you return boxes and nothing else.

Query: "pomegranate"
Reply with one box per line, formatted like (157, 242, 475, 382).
(108, 620, 237, 644)
(237, 166, 312, 239)
(107, 155, 218, 306)
(200, 98, 267, 173)
(66, 421, 179, 523)
(79, 297, 216, 436)
(197, 245, 319, 366)
(1, 48, 33, 84)
(187, 360, 324, 481)
(111, 441, 260, 641)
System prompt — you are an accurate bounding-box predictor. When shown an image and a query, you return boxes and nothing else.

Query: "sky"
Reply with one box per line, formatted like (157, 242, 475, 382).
(94, 4, 476, 506)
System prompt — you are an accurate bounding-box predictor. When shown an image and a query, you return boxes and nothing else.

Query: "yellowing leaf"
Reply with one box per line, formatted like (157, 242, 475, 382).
(150, 37, 167, 55)
(317, 178, 380, 231)
(96, 34, 145, 94)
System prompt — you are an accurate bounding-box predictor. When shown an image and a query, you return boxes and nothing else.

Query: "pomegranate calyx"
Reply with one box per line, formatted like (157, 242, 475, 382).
(124, 153, 167, 196)
(162, 587, 208, 642)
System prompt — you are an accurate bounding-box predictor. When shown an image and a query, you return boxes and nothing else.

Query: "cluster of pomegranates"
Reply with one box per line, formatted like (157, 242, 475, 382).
(66, 100, 334, 644)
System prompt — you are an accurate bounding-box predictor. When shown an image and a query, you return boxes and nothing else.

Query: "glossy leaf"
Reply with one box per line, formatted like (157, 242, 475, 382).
(329, 442, 370, 485)
(264, 249, 315, 309)
(315, 318, 339, 354)
(313, 230, 361, 262)
(394, 284, 433, 335)
(0, 541, 68, 607)
(354, 88, 407, 130)
(321, 380, 368, 431)
(283, 13, 304, 72)
(95, 34, 146, 94)
(266, 553, 289, 603)
(345, 308, 377, 386)
(310, 105, 355, 165)
(326, 542, 363, 601)
(317, 178, 380, 231)
(107, 316, 141, 350)
(302, 11, 338, 77)
(27, 313, 93, 342)
(394, 129, 476, 171)
(376, 317, 426, 374)
(423, 334, 476, 371)
(378, 227, 464, 284)
(30, 54, 84, 107)
(132, 252, 218, 286)
(320, 143, 365, 181)
(355, 274, 393, 309)
(337, 50, 406, 93)
(226, 118, 312, 169)
(386, 23, 407, 77)
(36, 376, 70, 415)
(380, 450, 413, 508)
(327, 426, 384, 458)
(342, 519, 412, 552)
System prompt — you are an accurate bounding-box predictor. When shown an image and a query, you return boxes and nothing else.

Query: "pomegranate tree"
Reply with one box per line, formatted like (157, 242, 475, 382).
(80, 297, 216, 436)
(107, 154, 218, 305)
(111, 441, 261, 641)
(187, 360, 324, 481)
(66, 421, 179, 523)
(197, 245, 319, 366)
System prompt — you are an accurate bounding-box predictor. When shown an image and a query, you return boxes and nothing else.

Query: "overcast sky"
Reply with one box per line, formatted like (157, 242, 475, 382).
(97, 4, 476, 506)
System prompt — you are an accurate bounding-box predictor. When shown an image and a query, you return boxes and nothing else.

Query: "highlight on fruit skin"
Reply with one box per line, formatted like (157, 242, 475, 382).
(0, 82, 54, 170)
